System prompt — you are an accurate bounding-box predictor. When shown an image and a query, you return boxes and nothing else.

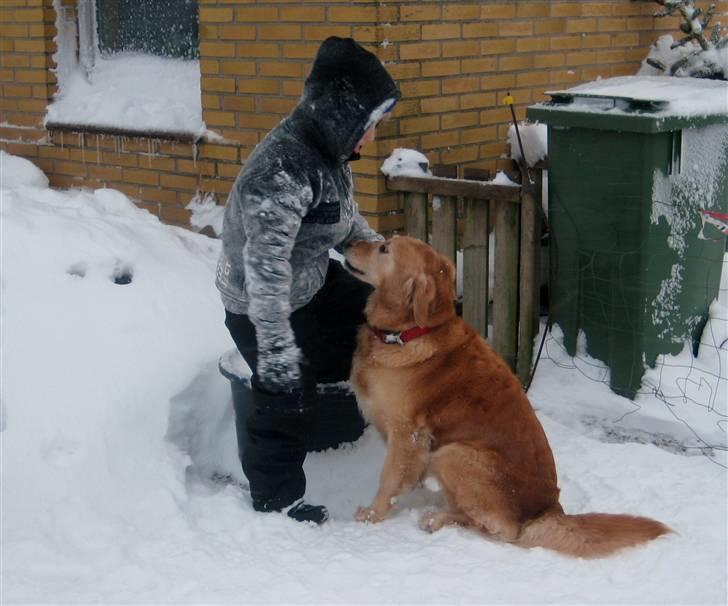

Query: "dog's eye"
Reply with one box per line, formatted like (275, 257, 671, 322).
(379, 244, 388, 254)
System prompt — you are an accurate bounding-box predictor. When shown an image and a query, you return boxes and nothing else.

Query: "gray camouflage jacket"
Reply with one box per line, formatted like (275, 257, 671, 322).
(216, 37, 399, 357)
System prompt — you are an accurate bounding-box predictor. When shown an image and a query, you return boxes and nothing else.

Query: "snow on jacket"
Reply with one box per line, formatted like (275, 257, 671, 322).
(216, 37, 399, 366)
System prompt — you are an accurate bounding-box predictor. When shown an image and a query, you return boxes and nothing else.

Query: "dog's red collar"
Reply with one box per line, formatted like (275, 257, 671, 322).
(369, 325, 433, 345)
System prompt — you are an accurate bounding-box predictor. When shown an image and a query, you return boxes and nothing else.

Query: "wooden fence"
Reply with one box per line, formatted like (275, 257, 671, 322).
(386, 166, 543, 385)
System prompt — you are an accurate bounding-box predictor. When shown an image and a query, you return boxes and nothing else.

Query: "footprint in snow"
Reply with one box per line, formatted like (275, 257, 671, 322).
(111, 262, 134, 285)
(42, 437, 84, 467)
(66, 262, 87, 278)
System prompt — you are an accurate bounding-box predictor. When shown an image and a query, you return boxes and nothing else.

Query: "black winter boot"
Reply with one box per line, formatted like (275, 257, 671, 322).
(286, 500, 329, 525)
(231, 379, 331, 521)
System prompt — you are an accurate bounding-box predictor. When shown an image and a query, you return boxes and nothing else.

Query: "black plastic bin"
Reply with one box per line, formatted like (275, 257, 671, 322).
(218, 348, 366, 452)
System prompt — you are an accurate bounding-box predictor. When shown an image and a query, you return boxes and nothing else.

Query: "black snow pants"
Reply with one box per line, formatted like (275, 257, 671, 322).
(224, 260, 372, 512)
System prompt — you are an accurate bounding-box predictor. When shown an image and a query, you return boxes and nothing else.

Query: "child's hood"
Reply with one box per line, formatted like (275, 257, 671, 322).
(291, 37, 400, 163)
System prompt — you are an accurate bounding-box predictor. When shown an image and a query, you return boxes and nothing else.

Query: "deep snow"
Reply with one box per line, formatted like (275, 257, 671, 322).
(1, 156, 727, 605)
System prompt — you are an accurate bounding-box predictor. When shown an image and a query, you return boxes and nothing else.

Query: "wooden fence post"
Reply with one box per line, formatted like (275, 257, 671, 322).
(516, 173, 543, 384)
(430, 195, 457, 263)
(493, 199, 520, 371)
(462, 198, 490, 338)
(404, 191, 427, 242)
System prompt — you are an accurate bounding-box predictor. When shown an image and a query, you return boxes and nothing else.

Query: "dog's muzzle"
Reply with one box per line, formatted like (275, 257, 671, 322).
(344, 260, 365, 276)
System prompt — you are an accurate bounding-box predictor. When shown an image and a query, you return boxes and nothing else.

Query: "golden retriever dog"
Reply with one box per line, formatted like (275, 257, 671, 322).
(344, 235, 670, 558)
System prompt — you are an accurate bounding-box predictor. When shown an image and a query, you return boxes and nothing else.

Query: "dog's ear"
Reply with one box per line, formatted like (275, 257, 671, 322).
(411, 256, 456, 326)
(411, 273, 436, 326)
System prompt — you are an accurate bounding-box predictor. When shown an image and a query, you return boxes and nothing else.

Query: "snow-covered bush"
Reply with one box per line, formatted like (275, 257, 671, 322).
(636, 0, 728, 79)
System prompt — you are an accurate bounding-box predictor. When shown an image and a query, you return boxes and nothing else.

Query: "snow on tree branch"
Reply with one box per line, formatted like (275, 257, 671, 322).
(634, 0, 727, 79)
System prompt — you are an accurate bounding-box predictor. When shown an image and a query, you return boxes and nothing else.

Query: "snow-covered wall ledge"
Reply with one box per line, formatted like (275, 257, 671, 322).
(44, 122, 203, 145)
(45, 52, 211, 140)
(47, 2, 209, 140)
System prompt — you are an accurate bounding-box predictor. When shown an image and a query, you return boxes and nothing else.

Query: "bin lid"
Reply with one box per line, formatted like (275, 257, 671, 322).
(527, 76, 728, 133)
(218, 347, 251, 383)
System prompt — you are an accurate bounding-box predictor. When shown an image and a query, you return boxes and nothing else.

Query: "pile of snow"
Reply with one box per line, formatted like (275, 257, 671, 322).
(46, 53, 205, 136)
(186, 191, 224, 236)
(0, 149, 49, 188)
(491, 170, 520, 187)
(508, 122, 548, 167)
(380, 148, 432, 177)
(2, 155, 726, 605)
(381, 149, 521, 188)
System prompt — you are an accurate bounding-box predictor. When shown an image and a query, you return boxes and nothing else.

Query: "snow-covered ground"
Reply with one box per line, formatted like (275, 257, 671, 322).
(1, 155, 727, 605)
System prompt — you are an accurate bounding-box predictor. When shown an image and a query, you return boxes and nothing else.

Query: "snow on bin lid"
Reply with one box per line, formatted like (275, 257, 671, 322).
(548, 76, 727, 117)
(528, 76, 728, 133)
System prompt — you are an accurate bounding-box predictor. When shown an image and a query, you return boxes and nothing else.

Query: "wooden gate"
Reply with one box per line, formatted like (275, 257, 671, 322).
(386, 167, 543, 385)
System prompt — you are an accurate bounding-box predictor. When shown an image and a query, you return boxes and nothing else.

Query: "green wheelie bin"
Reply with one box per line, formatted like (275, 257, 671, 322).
(528, 76, 728, 398)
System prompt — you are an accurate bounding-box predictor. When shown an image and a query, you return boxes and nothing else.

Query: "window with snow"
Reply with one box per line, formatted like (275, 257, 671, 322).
(95, 0, 199, 60)
(47, 0, 204, 137)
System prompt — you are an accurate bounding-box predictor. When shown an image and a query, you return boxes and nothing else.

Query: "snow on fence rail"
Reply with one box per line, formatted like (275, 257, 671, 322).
(386, 166, 544, 385)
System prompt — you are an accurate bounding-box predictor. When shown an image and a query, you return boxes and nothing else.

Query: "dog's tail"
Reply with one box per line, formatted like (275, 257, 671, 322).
(517, 506, 672, 558)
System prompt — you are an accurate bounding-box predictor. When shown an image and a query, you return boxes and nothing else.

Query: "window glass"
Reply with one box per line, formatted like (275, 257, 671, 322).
(96, 0, 199, 60)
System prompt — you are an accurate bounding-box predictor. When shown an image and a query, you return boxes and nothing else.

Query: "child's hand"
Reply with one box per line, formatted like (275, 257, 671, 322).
(256, 339, 302, 393)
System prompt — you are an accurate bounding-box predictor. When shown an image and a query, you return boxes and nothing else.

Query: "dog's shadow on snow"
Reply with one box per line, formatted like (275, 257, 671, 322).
(166, 357, 444, 521)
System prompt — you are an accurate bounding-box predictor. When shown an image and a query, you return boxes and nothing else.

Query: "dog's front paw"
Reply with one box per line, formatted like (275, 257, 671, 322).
(355, 506, 383, 523)
(419, 511, 448, 533)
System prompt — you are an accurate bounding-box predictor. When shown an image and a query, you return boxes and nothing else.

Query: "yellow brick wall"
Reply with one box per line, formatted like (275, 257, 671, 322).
(360, 0, 700, 231)
(2, 0, 725, 231)
(0, 0, 55, 137)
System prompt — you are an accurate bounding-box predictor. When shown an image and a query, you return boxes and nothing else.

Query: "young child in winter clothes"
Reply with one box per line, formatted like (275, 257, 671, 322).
(216, 37, 400, 524)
